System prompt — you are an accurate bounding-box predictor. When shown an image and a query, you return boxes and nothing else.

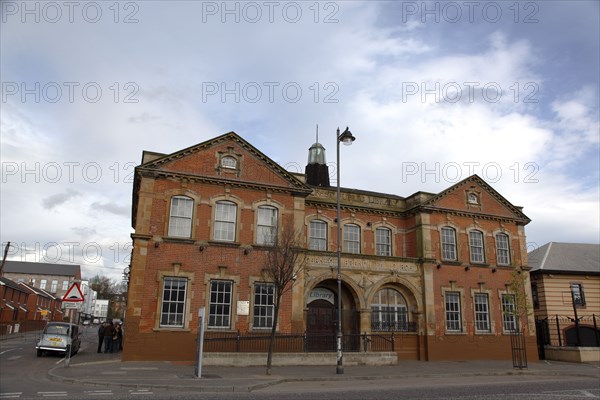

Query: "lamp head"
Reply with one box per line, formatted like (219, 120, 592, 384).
(338, 127, 355, 146)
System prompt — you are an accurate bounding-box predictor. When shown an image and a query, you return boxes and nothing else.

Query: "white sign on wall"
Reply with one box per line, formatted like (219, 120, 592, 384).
(308, 288, 335, 305)
(237, 300, 249, 315)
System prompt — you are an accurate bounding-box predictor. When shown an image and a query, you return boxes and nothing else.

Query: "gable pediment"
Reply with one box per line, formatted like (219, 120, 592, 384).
(419, 175, 530, 223)
(137, 132, 311, 195)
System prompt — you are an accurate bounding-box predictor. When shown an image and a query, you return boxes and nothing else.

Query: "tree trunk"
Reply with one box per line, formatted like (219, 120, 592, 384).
(266, 296, 281, 375)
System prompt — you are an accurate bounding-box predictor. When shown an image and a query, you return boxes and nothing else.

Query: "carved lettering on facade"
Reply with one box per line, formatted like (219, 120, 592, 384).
(305, 255, 418, 274)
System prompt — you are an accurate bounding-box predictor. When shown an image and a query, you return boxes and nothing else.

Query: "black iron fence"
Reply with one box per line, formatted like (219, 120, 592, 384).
(371, 321, 417, 332)
(536, 314, 600, 347)
(203, 331, 413, 353)
(510, 330, 527, 369)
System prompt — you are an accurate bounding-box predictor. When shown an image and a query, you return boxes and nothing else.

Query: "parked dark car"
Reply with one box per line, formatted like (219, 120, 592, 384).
(36, 322, 81, 357)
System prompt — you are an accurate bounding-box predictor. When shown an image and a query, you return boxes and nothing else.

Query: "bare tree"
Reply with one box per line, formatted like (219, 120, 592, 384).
(507, 268, 533, 332)
(262, 215, 305, 375)
(89, 275, 129, 320)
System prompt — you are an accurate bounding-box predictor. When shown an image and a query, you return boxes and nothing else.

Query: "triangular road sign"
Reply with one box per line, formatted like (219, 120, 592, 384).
(62, 282, 85, 302)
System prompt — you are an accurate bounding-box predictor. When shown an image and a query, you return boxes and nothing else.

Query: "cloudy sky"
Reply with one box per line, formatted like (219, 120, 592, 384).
(1, 1, 599, 282)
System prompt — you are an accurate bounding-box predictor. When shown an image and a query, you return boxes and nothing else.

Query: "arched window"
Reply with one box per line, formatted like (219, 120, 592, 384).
(469, 230, 485, 263)
(221, 156, 237, 169)
(495, 233, 510, 265)
(371, 288, 409, 331)
(375, 227, 392, 256)
(309, 220, 327, 251)
(168, 196, 193, 238)
(257, 206, 278, 245)
(343, 224, 361, 254)
(214, 201, 237, 242)
(441, 227, 457, 261)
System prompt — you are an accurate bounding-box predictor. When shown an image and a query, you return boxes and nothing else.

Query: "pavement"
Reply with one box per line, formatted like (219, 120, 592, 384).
(3, 331, 600, 393)
(49, 348, 600, 393)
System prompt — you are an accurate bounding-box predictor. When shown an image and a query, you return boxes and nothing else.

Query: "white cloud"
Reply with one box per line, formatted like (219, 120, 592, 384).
(1, 1, 598, 282)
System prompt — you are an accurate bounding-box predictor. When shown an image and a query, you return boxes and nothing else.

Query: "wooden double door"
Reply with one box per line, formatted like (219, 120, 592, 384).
(306, 299, 359, 351)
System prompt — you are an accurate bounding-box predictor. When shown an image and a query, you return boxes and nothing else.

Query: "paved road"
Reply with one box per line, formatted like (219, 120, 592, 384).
(1, 328, 599, 399)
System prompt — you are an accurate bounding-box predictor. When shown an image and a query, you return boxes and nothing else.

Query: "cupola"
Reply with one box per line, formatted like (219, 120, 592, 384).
(305, 128, 330, 187)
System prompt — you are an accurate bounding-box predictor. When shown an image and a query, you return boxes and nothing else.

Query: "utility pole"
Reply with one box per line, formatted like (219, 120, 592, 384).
(0, 241, 11, 277)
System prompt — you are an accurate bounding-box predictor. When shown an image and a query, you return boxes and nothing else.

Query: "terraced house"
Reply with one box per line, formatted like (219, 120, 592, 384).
(124, 131, 537, 362)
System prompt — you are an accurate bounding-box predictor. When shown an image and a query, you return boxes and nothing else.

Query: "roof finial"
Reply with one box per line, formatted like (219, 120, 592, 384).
(316, 124, 319, 144)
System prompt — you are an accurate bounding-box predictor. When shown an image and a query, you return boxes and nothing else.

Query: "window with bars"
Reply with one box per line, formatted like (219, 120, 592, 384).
(445, 292, 462, 332)
(375, 227, 392, 256)
(371, 288, 409, 331)
(501, 294, 517, 332)
(474, 293, 491, 332)
(343, 224, 361, 254)
(441, 227, 457, 261)
(532, 283, 539, 309)
(168, 196, 193, 238)
(571, 283, 586, 307)
(253, 283, 274, 329)
(309, 220, 327, 251)
(214, 201, 237, 242)
(160, 277, 187, 328)
(208, 280, 232, 329)
(469, 230, 485, 263)
(257, 206, 278, 245)
(495, 233, 510, 265)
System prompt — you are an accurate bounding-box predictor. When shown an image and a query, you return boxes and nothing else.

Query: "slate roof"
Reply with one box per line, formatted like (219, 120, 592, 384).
(0, 276, 23, 290)
(528, 242, 600, 274)
(2, 260, 80, 277)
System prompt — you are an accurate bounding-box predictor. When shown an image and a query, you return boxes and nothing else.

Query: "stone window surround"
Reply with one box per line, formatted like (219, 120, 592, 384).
(154, 265, 196, 332)
(441, 284, 466, 335)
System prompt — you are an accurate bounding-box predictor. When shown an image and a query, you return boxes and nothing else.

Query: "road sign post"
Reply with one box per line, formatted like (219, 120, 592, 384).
(62, 281, 84, 368)
(195, 307, 206, 379)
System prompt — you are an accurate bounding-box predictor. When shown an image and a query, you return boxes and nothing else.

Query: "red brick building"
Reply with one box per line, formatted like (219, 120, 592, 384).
(124, 132, 537, 362)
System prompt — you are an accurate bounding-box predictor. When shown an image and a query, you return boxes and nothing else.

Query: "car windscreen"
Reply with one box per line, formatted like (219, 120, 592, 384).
(45, 325, 69, 335)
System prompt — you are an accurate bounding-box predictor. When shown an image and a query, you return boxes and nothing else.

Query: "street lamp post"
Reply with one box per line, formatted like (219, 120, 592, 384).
(335, 126, 355, 375)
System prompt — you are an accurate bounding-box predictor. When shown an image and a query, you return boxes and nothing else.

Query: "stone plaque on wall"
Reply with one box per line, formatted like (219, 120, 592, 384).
(237, 300, 249, 315)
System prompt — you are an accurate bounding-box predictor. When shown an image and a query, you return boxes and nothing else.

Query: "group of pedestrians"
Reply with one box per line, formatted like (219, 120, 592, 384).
(97, 321, 123, 353)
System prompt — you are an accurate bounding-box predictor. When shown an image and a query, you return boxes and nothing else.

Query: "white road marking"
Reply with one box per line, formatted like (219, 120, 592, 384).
(130, 389, 153, 395)
(521, 389, 600, 398)
(0, 348, 21, 356)
(85, 390, 113, 396)
(0, 393, 22, 399)
(580, 390, 600, 398)
(6, 356, 22, 361)
(37, 392, 67, 397)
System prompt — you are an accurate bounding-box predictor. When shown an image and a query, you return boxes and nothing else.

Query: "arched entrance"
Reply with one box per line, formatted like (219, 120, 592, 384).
(306, 282, 360, 352)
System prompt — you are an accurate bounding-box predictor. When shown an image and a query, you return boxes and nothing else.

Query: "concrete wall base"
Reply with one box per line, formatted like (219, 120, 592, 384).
(544, 346, 600, 363)
(202, 352, 398, 367)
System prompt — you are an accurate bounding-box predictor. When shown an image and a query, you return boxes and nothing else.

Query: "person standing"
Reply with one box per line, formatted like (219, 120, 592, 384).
(97, 322, 105, 353)
(112, 324, 123, 353)
(103, 321, 114, 353)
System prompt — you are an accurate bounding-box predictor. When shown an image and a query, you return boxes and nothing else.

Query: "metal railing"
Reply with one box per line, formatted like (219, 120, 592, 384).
(371, 321, 417, 332)
(203, 331, 413, 353)
(536, 314, 600, 347)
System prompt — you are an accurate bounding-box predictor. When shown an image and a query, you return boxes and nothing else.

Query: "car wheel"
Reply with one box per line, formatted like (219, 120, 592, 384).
(37, 349, 43, 357)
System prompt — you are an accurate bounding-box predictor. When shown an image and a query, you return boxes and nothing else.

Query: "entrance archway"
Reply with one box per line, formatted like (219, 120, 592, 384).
(306, 283, 360, 352)
(307, 298, 335, 351)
